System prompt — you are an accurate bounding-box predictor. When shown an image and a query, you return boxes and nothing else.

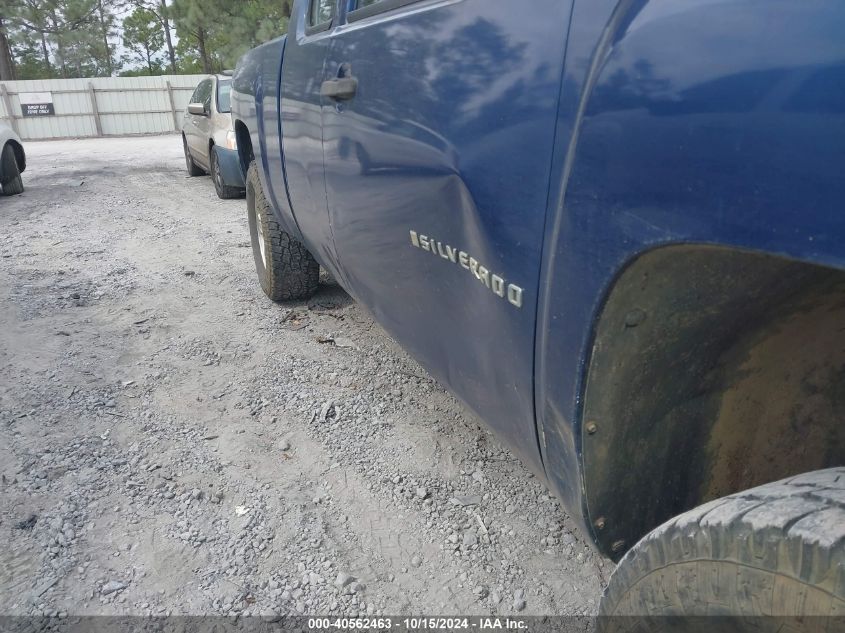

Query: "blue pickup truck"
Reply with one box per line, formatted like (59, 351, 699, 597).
(231, 0, 845, 622)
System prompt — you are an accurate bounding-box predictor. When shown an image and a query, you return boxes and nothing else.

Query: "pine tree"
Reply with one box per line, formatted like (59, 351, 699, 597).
(1, 0, 294, 79)
(124, 0, 176, 72)
(121, 6, 163, 75)
(2, 0, 111, 78)
(171, 0, 291, 72)
(170, 0, 215, 73)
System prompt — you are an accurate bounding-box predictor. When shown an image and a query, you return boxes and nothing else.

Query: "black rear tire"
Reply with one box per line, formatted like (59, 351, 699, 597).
(600, 468, 845, 631)
(210, 146, 243, 199)
(246, 161, 319, 301)
(1, 143, 23, 196)
(183, 136, 204, 177)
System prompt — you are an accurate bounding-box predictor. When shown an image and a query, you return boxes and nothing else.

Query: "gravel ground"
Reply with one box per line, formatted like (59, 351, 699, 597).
(0, 135, 610, 618)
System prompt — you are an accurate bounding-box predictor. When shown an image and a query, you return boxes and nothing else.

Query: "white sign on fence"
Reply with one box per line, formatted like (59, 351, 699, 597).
(19, 92, 55, 117)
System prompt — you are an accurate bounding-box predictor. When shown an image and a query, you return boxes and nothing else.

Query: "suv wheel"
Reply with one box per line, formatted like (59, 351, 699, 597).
(183, 136, 204, 177)
(600, 468, 845, 630)
(246, 161, 319, 301)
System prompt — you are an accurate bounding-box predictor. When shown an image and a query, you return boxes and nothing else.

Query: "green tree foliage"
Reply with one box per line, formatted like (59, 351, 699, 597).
(1, 0, 119, 79)
(171, 0, 291, 72)
(172, 35, 201, 74)
(94, 0, 118, 75)
(121, 6, 163, 75)
(4, 27, 50, 78)
(169, 0, 216, 73)
(1, 0, 291, 79)
(125, 0, 177, 73)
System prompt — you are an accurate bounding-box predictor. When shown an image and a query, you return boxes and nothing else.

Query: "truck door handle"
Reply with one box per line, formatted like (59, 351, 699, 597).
(321, 77, 358, 100)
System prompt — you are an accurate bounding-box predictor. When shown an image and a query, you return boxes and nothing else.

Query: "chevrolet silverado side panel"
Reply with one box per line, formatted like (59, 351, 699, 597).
(318, 0, 574, 472)
(537, 0, 845, 557)
(233, 0, 845, 621)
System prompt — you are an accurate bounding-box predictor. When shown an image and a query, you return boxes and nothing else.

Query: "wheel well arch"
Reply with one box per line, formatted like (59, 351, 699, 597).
(582, 245, 845, 560)
(233, 120, 254, 176)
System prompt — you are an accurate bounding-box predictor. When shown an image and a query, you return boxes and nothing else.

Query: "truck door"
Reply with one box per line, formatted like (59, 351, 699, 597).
(280, 0, 337, 267)
(321, 0, 573, 470)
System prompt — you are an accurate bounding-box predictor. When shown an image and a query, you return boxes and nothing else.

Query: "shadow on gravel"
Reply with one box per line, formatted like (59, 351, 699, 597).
(308, 272, 354, 313)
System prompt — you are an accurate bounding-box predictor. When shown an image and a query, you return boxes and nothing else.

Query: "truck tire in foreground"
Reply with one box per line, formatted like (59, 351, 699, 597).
(246, 161, 319, 301)
(1, 142, 23, 196)
(601, 468, 845, 631)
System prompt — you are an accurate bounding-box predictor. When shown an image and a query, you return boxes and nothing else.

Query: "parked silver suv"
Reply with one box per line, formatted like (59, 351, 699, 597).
(181, 75, 244, 199)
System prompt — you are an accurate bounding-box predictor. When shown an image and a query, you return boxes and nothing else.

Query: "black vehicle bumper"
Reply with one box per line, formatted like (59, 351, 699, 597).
(215, 146, 245, 188)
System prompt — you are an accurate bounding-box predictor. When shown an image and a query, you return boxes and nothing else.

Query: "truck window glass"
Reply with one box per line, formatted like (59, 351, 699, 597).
(309, 0, 333, 25)
(349, 0, 420, 20)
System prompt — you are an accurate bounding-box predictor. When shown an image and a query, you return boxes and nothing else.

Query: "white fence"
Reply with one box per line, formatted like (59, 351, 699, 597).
(0, 75, 210, 141)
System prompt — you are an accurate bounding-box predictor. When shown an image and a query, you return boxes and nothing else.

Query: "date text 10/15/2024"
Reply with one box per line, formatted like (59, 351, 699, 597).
(307, 617, 530, 630)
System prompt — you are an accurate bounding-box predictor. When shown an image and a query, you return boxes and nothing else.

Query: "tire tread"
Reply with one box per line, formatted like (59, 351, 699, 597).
(246, 162, 319, 301)
(601, 468, 845, 620)
(184, 137, 204, 177)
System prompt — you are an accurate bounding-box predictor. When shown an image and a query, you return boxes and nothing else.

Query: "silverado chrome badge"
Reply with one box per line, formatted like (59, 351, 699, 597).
(409, 230, 524, 308)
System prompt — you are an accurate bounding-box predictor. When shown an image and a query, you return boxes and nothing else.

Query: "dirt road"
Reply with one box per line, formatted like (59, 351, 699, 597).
(0, 135, 609, 618)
